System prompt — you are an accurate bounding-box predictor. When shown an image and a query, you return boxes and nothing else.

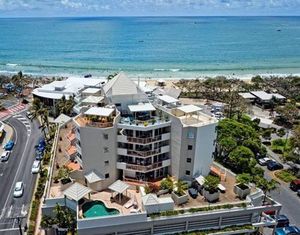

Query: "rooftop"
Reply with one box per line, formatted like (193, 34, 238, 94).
(128, 103, 156, 113)
(239, 92, 256, 99)
(81, 96, 104, 104)
(84, 107, 115, 117)
(82, 88, 101, 94)
(157, 95, 179, 104)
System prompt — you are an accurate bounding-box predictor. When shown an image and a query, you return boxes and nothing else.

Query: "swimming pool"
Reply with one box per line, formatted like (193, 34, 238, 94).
(82, 201, 120, 218)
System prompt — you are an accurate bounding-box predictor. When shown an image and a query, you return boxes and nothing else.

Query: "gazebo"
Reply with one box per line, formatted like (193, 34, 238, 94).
(108, 180, 130, 203)
(63, 182, 92, 202)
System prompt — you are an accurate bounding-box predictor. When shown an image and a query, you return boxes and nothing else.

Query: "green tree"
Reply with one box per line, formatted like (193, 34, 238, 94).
(54, 204, 76, 232)
(107, 72, 118, 81)
(236, 173, 252, 187)
(254, 178, 279, 203)
(228, 146, 255, 173)
(30, 98, 50, 138)
(56, 95, 75, 116)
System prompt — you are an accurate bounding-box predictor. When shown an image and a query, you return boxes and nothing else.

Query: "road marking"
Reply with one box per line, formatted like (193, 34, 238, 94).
(0, 208, 5, 219)
(0, 228, 19, 232)
(6, 205, 12, 218)
(2, 121, 30, 213)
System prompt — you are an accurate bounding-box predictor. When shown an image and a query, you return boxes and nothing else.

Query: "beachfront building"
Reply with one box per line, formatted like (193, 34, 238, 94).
(42, 73, 282, 235)
(239, 91, 286, 108)
(32, 77, 105, 116)
(67, 72, 217, 187)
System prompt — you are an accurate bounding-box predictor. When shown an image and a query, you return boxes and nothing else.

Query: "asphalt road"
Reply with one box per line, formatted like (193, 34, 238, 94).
(0, 112, 42, 234)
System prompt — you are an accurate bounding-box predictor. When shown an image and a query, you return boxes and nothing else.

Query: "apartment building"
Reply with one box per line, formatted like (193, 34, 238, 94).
(67, 73, 217, 190)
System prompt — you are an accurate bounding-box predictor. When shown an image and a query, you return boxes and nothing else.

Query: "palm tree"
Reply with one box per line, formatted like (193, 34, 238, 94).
(30, 98, 50, 138)
(255, 178, 279, 203)
(54, 204, 76, 233)
(56, 95, 75, 116)
(175, 180, 188, 196)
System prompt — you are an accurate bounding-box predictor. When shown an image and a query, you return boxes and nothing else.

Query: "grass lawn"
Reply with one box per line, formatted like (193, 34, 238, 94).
(274, 169, 297, 183)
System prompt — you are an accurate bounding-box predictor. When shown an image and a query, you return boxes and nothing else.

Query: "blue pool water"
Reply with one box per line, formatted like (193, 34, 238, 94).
(82, 201, 120, 218)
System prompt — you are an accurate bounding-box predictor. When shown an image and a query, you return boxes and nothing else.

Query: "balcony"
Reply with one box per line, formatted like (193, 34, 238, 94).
(127, 149, 161, 157)
(117, 159, 170, 172)
(118, 116, 171, 130)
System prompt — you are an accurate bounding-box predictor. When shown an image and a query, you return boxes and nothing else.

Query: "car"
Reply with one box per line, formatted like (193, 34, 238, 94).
(4, 140, 14, 151)
(267, 161, 284, 171)
(290, 179, 300, 191)
(275, 226, 300, 235)
(188, 188, 198, 199)
(272, 214, 290, 227)
(35, 152, 44, 161)
(13, 182, 24, 198)
(35, 138, 46, 152)
(1, 151, 11, 162)
(297, 189, 300, 197)
(258, 157, 272, 166)
(31, 160, 41, 174)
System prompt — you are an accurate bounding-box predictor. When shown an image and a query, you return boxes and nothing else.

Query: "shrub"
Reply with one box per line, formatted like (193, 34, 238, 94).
(160, 175, 174, 192)
(236, 173, 252, 187)
(204, 175, 220, 193)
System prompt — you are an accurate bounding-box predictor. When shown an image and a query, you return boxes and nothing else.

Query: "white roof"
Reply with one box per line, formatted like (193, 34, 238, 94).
(53, 114, 71, 124)
(128, 103, 156, 113)
(158, 197, 174, 204)
(271, 93, 286, 99)
(84, 170, 104, 184)
(104, 72, 144, 96)
(177, 105, 202, 114)
(142, 194, 159, 205)
(108, 180, 130, 194)
(250, 91, 273, 101)
(84, 107, 114, 117)
(239, 92, 256, 99)
(82, 88, 101, 94)
(32, 90, 69, 100)
(158, 95, 179, 104)
(82, 96, 104, 104)
(63, 182, 92, 201)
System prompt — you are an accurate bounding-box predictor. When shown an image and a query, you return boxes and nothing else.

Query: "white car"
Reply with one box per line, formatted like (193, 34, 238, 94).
(258, 157, 272, 166)
(1, 151, 11, 162)
(13, 182, 24, 198)
(31, 160, 41, 174)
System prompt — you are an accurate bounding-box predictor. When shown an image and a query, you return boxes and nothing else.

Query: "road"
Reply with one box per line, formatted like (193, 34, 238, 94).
(0, 112, 42, 234)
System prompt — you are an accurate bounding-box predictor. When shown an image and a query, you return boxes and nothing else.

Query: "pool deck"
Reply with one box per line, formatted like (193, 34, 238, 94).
(79, 189, 143, 218)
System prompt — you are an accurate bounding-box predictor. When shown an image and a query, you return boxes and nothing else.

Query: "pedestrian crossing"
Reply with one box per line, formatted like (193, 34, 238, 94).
(12, 114, 31, 136)
(0, 104, 26, 120)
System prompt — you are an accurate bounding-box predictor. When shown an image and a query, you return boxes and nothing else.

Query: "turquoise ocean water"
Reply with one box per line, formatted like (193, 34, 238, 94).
(0, 16, 300, 78)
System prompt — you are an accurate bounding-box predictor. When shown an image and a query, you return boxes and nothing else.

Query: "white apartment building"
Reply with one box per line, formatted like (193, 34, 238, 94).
(67, 72, 217, 191)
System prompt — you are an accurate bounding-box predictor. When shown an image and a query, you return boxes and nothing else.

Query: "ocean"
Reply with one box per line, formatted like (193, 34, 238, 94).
(0, 16, 300, 78)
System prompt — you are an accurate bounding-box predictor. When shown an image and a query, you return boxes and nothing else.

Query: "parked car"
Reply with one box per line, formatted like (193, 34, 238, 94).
(297, 189, 300, 197)
(290, 179, 300, 191)
(13, 182, 24, 198)
(188, 188, 198, 199)
(4, 140, 14, 151)
(1, 151, 11, 162)
(263, 201, 276, 215)
(35, 138, 46, 153)
(275, 226, 300, 235)
(267, 161, 284, 171)
(35, 152, 44, 161)
(259, 157, 272, 166)
(272, 214, 290, 227)
(31, 160, 41, 174)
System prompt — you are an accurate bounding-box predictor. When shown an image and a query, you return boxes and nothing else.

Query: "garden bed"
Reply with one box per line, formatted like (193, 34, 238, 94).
(274, 169, 297, 183)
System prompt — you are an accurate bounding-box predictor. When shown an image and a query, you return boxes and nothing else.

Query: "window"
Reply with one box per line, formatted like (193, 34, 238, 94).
(188, 145, 193, 150)
(105, 160, 109, 166)
(186, 158, 191, 163)
(103, 133, 108, 140)
(185, 170, 190, 176)
(187, 131, 194, 139)
(104, 147, 109, 153)
(105, 173, 110, 179)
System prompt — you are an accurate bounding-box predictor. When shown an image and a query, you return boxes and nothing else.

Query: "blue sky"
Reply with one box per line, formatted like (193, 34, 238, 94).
(0, 0, 299, 17)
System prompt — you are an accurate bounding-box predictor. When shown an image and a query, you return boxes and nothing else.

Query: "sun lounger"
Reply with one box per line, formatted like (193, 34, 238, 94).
(124, 199, 134, 209)
(218, 184, 226, 193)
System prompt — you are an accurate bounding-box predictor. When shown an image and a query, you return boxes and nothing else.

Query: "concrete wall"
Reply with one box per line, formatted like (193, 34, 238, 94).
(79, 123, 118, 190)
(193, 123, 217, 177)
(76, 203, 281, 235)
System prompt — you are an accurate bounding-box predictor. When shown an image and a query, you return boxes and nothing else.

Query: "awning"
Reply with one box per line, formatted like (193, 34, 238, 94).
(158, 95, 179, 104)
(128, 103, 156, 113)
(85, 170, 104, 184)
(177, 105, 202, 114)
(84, 107, 114, 117)
(108, 180, 130, 194)
(195, 175, 205, 186)
(63, 182, 92, 201)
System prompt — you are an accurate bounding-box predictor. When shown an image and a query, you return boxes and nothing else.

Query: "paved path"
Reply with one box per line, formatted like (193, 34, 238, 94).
(0, 104, 27, 121)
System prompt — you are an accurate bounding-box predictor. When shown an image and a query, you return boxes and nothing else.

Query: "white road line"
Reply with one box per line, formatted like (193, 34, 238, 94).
(0, 208, 5, 219)
(0, 228, 19, 232)
(2, 123, 30, 213)
(6, 205, 12, 218)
